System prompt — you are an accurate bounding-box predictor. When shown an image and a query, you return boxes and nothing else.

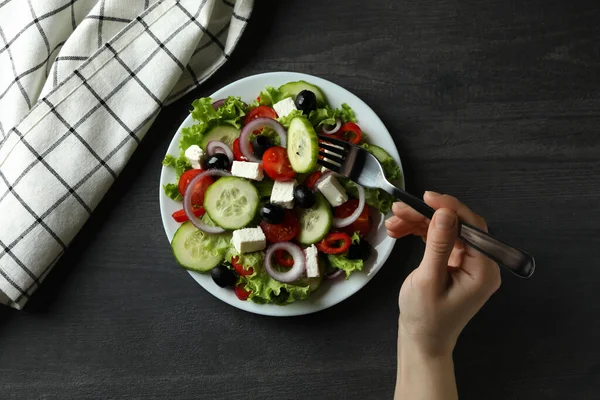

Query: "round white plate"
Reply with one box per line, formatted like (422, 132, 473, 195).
(159, 71, 404, 316)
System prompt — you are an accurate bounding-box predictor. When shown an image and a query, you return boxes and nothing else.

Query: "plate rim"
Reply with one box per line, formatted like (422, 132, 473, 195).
(159, 71, 404, 317)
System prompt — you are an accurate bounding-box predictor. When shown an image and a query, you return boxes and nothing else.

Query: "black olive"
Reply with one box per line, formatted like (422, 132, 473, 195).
(295, 90, 317, 115)
(202, 153, 230, 170)
(347, 240, 372, 261)
(293, 184, 316, 208)
(211, 265, 237, 287)
(252, 135, 273, 158)
(260, 203, 285, 224)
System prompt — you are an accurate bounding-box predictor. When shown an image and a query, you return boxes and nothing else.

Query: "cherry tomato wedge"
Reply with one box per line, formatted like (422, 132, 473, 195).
(260, 210, 299, 243)
(171, 207, 205, 223)
(316, 232, 353, 254)
(334, 199, 373, 236)
(178, 169, 215, 206)
(262, 146, 296, 181)
(338, 122, 362, 144)
(231, 256, 254, 277)
(233, 138, 252, 161)
(274, 250, 295, 267)
(244, 105, 277, 125)
(304, 171, 322, 190)
(234, 284, 251, 301)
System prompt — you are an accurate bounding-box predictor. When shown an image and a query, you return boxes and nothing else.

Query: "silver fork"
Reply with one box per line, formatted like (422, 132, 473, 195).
(317, 134, 535, 278)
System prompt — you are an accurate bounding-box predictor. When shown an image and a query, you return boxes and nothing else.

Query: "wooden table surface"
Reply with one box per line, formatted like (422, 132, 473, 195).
(1, 0, 599, 399)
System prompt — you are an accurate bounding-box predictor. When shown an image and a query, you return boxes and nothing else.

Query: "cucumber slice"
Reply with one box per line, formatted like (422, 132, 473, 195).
(278, 81, 327, 106)
(204, 177, 259, 229)
(171, 222, 223, 272)
(297, 193, 332, 244)
(199, 125, 240, 150)
(287, 116, 319, 173)
(365, 144, 393, 164)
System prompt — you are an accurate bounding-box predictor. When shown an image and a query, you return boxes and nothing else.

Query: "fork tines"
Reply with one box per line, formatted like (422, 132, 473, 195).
(317, 134, 350, 149)
(317, 134, 349, 173)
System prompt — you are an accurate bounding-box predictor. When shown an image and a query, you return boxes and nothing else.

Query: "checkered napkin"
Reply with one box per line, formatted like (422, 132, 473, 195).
(0, 0, 253, 309)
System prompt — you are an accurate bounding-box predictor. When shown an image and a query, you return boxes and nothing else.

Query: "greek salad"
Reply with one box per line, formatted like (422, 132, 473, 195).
(162, 80, 402, 305)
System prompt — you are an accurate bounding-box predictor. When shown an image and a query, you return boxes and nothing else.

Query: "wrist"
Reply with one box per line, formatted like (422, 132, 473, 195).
(398, 318, 455, 360)
(396, 322, 458, 400)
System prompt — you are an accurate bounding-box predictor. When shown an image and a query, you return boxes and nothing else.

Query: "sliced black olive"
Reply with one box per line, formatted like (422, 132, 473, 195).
(347, 240, 372, 261)
(295, 90, 317, 115)
(211, 265, 237, 288)
(293, 184, 316, 208)
(202, 153, 230, 170)
(252, 135, 274, 158)
(260, 203, 285, 224)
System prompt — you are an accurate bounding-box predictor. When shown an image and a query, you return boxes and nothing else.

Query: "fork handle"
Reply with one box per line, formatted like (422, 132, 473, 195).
(385, 185, 535, 278)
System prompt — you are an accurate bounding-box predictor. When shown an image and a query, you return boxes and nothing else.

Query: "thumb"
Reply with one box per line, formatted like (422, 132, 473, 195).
(420, 208, 458, 282)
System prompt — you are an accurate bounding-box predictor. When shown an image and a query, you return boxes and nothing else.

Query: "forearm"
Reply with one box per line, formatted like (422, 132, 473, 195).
(394, 327, 458, 400)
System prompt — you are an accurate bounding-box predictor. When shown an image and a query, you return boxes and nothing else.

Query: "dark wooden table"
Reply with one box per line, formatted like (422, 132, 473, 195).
(2, 1, 599, 398)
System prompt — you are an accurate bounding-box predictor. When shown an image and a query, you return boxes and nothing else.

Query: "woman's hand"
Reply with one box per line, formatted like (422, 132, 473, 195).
(387, 192, 501, 400)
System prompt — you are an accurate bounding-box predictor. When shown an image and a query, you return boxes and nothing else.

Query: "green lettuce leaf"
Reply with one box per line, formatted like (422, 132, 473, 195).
(254, 179, 275, 198)
(327, 232, 362, 279)
(277, 109, 303, 128)
(163, 183, 182, 201)
(308, 103, 357, 128)
(230, 250, 311, 304)
(328, 251, 363, 279)
(242, 270, 311, 305)
(254, 86, 287, 107)
(162, 154, 191, 178)
(225, 248, 264, 278)
(360, 143, 402, 182)
(338, 177, 394, 214)
(180, 96, 247, 152)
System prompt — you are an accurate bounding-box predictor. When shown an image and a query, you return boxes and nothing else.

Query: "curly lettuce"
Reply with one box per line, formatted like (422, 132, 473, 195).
(308, 103, 356, 128)
(242, 269, 311, 305)
(327, 233, 363, 279)
(162, 154, 190, 178)
(163, 183, 182, 201)
(277, 109, 303, 128)
(338, 177, 394, 214)
(360, 143, 402, 182)
(180, 96, 247, 152)
(229, 250, 311, 304)
(253, 86, 286, 107)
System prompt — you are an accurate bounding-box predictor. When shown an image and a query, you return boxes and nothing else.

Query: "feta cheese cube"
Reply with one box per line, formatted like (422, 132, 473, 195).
(316, 174, 348, 207)
(273, 97, 297, 118)
(231, 161, 264, 181)
(270, 179, 297, 209)
(185, 145, 204, 169)
(232, 227, 266, 254)
(304, 245, 320, 278)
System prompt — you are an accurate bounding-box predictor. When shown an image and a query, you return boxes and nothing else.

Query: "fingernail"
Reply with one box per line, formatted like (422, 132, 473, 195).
(434, 209, 456, 230)
(425, 191, 441, 198)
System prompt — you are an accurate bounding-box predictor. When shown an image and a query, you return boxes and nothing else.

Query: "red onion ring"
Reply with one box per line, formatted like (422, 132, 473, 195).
(206, 140, 234, 164)
(322, 118, 341, 135)
(314, 172, 366, 228)
(239, 117, 287, 162)
(183, 169, 231, 233)
(325, 269, 345, 280)
(264, 242, 306, 283)
(211, 99, 226, 110)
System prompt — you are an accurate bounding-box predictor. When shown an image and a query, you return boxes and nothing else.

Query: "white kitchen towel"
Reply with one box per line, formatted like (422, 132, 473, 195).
(0, 0, 253, 309)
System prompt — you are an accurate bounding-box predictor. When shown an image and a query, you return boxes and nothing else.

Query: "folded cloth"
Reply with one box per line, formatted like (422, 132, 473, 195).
(0, 0, 253, 309)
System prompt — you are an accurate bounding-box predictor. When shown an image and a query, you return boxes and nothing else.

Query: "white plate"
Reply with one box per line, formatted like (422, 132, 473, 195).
(159, 72, 404, 316)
